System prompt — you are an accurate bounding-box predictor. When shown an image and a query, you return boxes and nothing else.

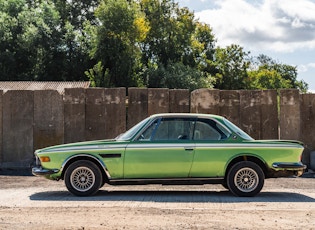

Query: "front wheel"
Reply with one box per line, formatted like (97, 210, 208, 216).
(64, 160, 103, 196)
(227, 161, 264, 197)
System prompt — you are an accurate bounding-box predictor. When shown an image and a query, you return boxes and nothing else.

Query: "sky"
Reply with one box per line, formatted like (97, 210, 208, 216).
(176, 0, 315, 92)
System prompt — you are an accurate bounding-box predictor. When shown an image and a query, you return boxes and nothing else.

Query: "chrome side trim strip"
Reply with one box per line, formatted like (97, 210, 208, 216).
(126, 143, 301, 149)
(40, 144, 128, 153)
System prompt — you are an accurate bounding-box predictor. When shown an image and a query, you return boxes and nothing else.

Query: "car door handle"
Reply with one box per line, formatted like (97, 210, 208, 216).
(184, 147, 194, 151)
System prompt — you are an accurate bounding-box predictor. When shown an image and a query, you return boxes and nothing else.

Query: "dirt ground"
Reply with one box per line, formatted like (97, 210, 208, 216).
(0, 175, 315, 230)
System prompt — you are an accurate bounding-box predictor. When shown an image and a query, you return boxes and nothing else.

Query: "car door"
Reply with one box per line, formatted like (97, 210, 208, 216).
(124, 117, 196, 179)
(189, 118, 232, 178)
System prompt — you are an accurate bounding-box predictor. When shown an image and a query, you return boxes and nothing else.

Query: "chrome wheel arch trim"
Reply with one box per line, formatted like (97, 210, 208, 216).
(60, 154, 111, 179)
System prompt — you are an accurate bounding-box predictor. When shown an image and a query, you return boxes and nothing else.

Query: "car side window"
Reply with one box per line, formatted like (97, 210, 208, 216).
(138, 118, 194, 141)
(194, 119, 231, 141)
(138, 120, 159, 141)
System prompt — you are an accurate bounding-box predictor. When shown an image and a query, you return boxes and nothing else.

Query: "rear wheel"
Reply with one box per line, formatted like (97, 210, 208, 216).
(227, 161, 264, 197)
(65, 160, 102, 196)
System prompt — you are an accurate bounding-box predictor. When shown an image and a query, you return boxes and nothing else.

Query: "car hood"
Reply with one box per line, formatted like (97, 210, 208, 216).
(35, 139, 129, 154)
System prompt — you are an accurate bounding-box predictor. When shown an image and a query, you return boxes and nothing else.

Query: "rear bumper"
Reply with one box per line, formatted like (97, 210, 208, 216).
(269, 162, 307, 177)
(272, 162, 306, 170)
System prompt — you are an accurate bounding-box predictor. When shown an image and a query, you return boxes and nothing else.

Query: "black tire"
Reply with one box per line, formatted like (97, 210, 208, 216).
(221, 182, 229, 190)
(227, 161, 264, 197)
(64, 160, 103, 196)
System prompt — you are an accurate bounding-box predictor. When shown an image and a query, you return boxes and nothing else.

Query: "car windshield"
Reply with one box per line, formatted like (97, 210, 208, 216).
(223, 118, 254, 141)
(116, 117, 151, 141)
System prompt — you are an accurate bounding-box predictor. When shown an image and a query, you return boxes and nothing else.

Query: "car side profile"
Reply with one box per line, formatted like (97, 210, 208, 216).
(32, 113, 306, 197)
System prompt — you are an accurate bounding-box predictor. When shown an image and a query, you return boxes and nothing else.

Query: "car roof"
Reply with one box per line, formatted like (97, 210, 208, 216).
(149, 113, 224, 120)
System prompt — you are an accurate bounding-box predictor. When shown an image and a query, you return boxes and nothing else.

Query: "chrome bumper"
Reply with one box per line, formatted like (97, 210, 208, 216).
(272, 162, 307, 170)
(32, 166, 59, 176)
(272, 162, 307, 177)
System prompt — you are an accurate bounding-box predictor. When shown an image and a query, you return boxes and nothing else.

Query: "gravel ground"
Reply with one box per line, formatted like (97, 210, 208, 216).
(0, 175, 315, 229)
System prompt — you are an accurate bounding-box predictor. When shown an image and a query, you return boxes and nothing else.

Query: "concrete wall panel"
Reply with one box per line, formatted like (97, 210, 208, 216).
(260, 90, 278, 139)
(34, 90, 64, 150)
(148, 88, 169, 115)
(240, 90, 261, 139)
(219, 90, 240, 126)
(169, 89, 190, 113)
(104, 88, 126, 139)
(190, 89, 220, 114)
(0, 91, 2, 164)
(2, 91, 34, 168)
(64, 88, 86, 143)
(300, 94, 315, 165)
(128, 88, 148, 129)
(85, 88, 106, 141)
(279, 89, 300, 140)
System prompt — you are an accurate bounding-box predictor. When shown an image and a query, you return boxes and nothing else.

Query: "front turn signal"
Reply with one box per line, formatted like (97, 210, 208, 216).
(40, 156, 51, 162)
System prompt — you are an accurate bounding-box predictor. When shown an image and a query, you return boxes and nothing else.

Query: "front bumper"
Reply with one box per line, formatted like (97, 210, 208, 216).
(32, 166, 59, 176)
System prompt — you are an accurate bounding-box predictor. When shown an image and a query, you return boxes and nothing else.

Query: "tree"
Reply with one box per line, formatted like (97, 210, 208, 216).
(138, 0, 216, 89)
(248, 69, 291, 90)
(248, 54, 308, 92)
(140, 0, 216, 68)
(0, 0, 62, 80)
(0, 0, 95, 81)
(0, 0, 309, 92)
(48, 0, 98, 81)
(141, 61, 214, 90)
(140, 0, 194, 66)
(52, 0, 99, 29)
(87, 0, 149, 87)
(214, 44, 250, 90)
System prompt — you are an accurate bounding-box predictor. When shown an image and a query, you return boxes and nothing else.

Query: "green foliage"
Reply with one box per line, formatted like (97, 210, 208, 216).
(139, 0, 216, 69)
(0, 0, 97, 81)
(248, 69, 291, 90)
(142, 62, 215, 91)
(214, 44, 251, 90)
(0, 0, 61, 80)
(85, 61, 111, 87)
(136, 0, 216, 90)
(140, 0, 195, 66)
(0, 0, 309, 92)
(248, 54, 308, 92)
(89, 0, 146, 87)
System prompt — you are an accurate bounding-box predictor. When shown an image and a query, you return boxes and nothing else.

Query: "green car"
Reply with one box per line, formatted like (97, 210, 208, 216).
(32, 113, 306, 197)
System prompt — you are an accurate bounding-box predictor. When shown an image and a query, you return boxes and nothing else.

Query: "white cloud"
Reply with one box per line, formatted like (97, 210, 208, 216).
(195, 0, 315, 52)
(298, 63, 315, 73)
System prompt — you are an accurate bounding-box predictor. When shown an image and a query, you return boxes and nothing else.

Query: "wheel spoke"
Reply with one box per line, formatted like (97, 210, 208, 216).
(234, 167, 259, 193)
(70, 167, 95, 192)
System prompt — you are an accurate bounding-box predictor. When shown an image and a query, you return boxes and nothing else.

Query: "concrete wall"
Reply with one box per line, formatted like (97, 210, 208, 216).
(0, 88, 314, 169)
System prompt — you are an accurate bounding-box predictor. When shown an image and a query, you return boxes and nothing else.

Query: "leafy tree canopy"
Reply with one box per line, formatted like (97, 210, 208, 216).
(0, 0, 309, 92)
(248, 54, 308, 92)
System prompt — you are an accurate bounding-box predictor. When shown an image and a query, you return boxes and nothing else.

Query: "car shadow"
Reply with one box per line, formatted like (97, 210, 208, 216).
(30, 189, 315, 203)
